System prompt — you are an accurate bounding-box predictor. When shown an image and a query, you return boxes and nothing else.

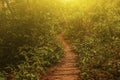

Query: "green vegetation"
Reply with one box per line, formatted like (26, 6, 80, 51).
(66, 0, 120, 80)
(0, 0, 64, 79)
(0, 0, 120, 80)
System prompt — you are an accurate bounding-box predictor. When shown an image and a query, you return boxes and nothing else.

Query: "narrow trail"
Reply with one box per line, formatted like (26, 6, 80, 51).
(42, 34, 80, 80)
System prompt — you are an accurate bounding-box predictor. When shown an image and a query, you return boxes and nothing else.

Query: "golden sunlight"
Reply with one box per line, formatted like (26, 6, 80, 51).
(61, 0, 75, 3)
(64, 0, 72, 2)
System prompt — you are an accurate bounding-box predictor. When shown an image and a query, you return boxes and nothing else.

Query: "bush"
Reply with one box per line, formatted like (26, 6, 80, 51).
(66, 0, 120, 80)
(0, 0, 64, 79)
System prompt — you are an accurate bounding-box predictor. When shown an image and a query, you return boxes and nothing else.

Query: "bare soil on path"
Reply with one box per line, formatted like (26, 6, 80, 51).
(41, 34, 81, 80)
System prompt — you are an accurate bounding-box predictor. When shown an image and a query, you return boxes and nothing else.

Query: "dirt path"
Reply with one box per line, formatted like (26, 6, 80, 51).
(42, 34, 80, 80)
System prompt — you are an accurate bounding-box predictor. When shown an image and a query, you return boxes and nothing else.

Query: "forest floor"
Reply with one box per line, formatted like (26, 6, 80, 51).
(41, 34, 81, 80)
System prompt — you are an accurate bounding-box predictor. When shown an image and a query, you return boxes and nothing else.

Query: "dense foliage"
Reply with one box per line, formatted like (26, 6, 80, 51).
(0, 0, 120, 80)
(0, 0, 64, 79)
(66, 0, 120, 80)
